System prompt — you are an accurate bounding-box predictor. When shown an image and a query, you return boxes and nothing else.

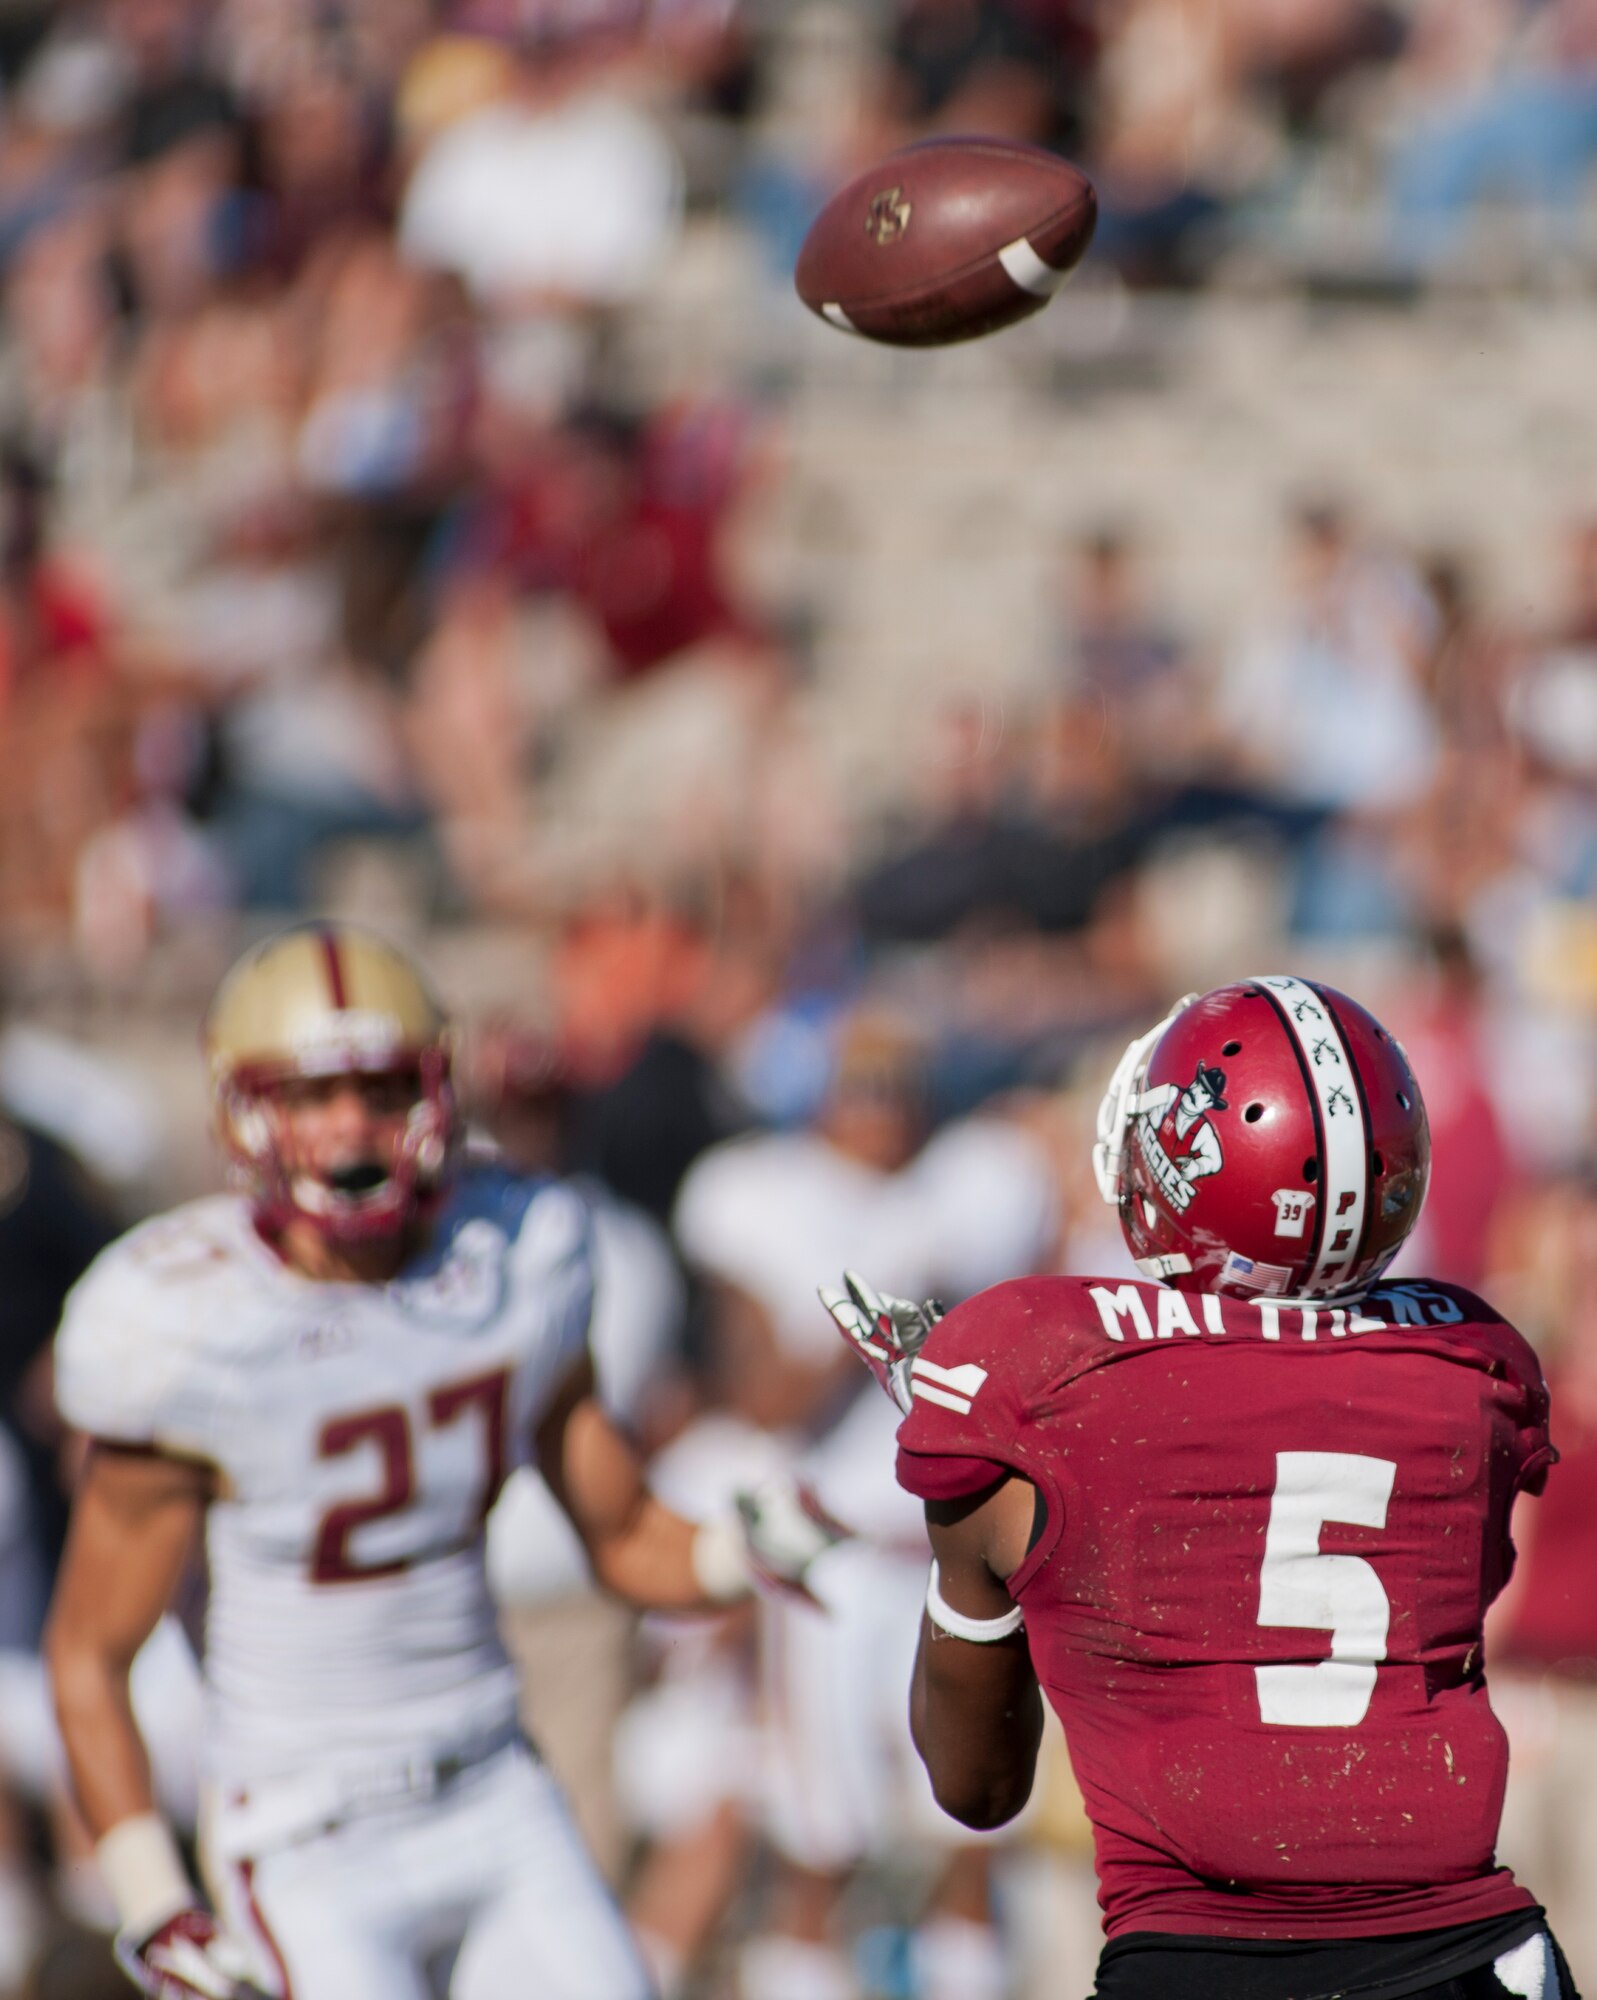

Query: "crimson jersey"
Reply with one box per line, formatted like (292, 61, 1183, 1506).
(895, 1274, 1557, 1941)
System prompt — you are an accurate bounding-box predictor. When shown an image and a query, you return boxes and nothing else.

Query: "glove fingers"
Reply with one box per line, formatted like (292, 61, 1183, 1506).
(820, 1288, 891, 1361)
(819, 1286, 868, 1332)
(843, 1269, 889, 1324)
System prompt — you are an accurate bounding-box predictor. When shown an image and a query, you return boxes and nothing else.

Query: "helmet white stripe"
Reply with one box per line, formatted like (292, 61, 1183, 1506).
(1252, 975, 1369, 1294)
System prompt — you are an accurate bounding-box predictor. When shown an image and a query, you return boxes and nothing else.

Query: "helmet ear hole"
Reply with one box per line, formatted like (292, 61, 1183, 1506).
(1303, 1158, 1319, 1182)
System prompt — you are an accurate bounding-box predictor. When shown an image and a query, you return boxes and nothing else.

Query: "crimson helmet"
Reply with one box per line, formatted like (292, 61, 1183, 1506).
(203, 925, 456, 1243)
(1093, 976, 1429, 1301)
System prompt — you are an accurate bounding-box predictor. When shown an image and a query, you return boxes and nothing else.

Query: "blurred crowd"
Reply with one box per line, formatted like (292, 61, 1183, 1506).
(1, 1, 1597, 1998)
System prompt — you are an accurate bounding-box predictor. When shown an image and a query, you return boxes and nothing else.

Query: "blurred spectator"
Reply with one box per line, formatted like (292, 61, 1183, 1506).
(245, 57, 392, 276)
(1213, 497, 1440, 934)
(1415, 547, 1517, 756)
(882, 0, 1060, 145)
(1508, 517, 1597, 829)
(209, 635, 427, 909)
(1488, 1165, 1597, 1991)
(0, 443, 110, 717)
(1217, 496, 1439, 814)
(446, 395, 769, 680)
(854, 697, 1056, 942)
(1386, 0, 1597, 271)
(556, 882, 761, 1224)
(0, 1109, 119, 1635)
(1086, 0, 1260, 283)
(663, 1010, 1057, 2000)
(295, 230, 475, 501)
(853, 693, 1172, 946)
(1053, 524, 1198, 774)
(1386, 927, 1515, 1289)
(398, 31, 684, 309)
(0, 442, 134, 944)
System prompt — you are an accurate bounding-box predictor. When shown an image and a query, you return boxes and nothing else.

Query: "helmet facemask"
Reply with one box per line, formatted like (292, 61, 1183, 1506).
(205, 926, 458, 1247)
(221, 1046, 455, 1245)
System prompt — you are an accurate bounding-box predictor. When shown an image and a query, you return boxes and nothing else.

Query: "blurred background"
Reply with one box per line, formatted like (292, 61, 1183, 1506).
(1, 0, 1597, 1996)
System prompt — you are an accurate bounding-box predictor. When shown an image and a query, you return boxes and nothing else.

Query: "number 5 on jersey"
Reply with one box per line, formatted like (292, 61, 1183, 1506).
(1255, 1450, 1396, 1728)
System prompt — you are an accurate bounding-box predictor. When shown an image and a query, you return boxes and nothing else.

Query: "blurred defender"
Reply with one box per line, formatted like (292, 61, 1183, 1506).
(44, 925, 839, 2000)
(828, 977, 1580, 2000)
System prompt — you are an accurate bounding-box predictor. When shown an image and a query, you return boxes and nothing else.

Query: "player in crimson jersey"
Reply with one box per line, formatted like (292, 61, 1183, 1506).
(825, 975, 1579, 2000)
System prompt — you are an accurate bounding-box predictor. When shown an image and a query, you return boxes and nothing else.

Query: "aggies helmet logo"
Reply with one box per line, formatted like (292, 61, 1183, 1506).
(1133, 1062, 1228, 1215)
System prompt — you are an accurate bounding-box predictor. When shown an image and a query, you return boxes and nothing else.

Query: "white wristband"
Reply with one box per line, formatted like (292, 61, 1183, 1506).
(691, 1514, 753, 1604)
(926, 1560, 1025, 1643)
(95, 1811, 195, 1937)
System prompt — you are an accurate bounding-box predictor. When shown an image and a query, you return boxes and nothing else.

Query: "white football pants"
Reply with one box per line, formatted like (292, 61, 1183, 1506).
(205, 1742, 654, 2000)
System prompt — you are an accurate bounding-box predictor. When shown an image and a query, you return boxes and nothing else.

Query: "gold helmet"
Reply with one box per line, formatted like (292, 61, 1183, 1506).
(203, 925, 456, 1241)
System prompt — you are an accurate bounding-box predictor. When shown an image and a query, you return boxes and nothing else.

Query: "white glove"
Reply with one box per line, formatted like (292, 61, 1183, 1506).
(736, 1475, 851, 1604)
(692, 1473, 851, 1608)
(820, 1269, 944, 1416)
(114, 1907, 270, 2000)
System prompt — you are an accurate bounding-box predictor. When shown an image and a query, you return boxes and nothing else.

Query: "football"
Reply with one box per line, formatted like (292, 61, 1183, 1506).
(794, 137, 1096, 347)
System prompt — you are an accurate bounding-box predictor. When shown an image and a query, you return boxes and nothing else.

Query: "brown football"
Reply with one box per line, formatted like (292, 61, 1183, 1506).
(794, 137, 1096, 348)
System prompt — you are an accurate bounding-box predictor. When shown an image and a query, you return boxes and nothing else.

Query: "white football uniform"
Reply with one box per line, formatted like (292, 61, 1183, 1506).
(668, 1116, 1058, 1871)
(55, 1163, 652, 2000)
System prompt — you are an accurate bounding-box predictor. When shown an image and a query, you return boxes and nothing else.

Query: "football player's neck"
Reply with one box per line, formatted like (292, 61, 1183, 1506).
(275, 1217, 426, 1286)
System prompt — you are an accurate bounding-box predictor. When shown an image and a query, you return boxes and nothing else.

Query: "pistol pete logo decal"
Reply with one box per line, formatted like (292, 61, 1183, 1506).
(1134, 1061, 1229, 1214)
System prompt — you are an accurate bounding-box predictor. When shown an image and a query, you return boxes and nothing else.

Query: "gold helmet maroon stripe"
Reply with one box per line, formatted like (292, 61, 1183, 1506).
(317, 926, 350, 1011)
(203, 925, 455, 1241)
(205, 925, 446, 1091)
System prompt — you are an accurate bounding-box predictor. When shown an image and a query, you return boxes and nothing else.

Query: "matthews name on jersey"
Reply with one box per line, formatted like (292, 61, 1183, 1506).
(55, 1162, 592, 1805)
(895, 1272, 1556, 1942)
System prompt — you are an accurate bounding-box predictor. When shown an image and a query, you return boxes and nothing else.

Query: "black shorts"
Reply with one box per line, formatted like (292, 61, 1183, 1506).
(1090, 1911, 1580, 2000)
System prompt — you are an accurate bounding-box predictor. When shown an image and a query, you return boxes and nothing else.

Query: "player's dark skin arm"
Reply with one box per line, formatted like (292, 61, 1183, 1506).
(912, 1474, 1044, 1830)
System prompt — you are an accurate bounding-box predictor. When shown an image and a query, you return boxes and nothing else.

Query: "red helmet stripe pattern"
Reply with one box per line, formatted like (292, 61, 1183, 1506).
(1253, 975, 1369, 1294)
(318, 928, 349, 1010)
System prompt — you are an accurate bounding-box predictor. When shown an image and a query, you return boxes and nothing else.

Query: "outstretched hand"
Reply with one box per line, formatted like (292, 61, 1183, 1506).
(735, 1476, 852, 1607)
(819, 1269, 944, 1416)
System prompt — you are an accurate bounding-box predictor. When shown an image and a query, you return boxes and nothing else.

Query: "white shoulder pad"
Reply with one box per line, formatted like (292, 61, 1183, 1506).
(504, 1176, 596, 1382)
(54, 1199, 245, 1454)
